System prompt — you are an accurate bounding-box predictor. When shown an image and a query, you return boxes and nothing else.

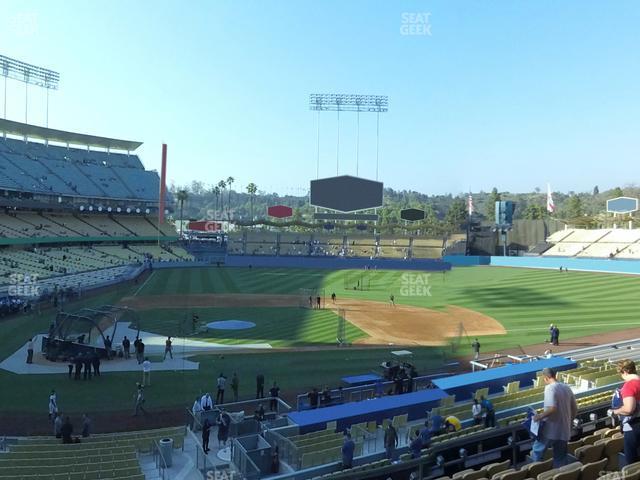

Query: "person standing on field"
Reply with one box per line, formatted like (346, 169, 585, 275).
(122, 336, 130, 359)
(163, 336, 173, 360)
(133, 384, 148, 417)
(48, 389, 58, 421)
(256, 373, 265, 399)
(216, 372, 227, 404)
(26, 338, 34, 364)
(471, 338, 481, 360)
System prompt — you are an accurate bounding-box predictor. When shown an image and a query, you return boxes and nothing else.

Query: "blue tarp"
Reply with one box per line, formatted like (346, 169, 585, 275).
(341, 374, 382, 386)
(433, 357, 576, 400)
(287, 388, 448, 434)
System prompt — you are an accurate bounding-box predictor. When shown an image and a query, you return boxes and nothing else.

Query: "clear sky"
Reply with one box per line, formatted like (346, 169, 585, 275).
(1, 0, 638, 196)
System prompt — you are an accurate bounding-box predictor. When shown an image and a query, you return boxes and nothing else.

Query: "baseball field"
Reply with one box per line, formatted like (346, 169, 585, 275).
(1, 265, 640, 433)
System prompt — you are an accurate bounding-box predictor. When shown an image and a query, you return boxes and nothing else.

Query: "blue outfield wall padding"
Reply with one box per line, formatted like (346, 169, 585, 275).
(224, 255, 452, 271)
(489, 256, 640, 275)
(287, 388, 449, 434)
(432, 357, 576, 400)
(443, 255, 491, 266)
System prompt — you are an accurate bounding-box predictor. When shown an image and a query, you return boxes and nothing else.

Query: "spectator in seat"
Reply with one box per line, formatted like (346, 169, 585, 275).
(472, 398, 482, 425)
(61, 416, 74, 444)
(613, 359, 640, 465)
(444, 415, 462, 432)
(410, 429, 423, 458)
(341, 432, 355, 468)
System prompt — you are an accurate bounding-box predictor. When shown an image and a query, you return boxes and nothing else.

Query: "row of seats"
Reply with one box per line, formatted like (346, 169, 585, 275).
(544, 228, 640, 259)
(309, 383, 619, 480)
(0, 244, 192, 285)
(16, 426, 185, 449)
(0, 213, 176, 239)
(0, 137, 156, 201)
(0, 443, 143, 480)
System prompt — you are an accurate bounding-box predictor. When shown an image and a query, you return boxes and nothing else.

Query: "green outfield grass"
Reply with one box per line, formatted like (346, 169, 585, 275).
(1, 265, 640, 417)
(138, 307, 366, 347)
(137, 266, 640, 353)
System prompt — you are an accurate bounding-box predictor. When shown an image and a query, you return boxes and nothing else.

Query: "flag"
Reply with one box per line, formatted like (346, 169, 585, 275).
(467, 193, 474, 215)
(546, 184, 555, 213)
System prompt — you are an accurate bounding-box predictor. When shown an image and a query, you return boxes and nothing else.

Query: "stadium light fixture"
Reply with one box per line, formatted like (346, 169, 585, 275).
(309, 93, 388, 180)
(0, 55, 59, 89)
(309, 94, 388, 113)
(1, 54, 59, 126)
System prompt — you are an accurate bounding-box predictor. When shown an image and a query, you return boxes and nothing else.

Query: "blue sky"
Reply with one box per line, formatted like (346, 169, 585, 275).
(1, 0, 638, 196)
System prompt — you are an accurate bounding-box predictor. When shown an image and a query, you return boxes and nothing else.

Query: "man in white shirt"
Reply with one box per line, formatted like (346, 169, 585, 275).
(201, 392, 214, 411)
(142, 358, 151, 386)
(26, 338, 34, 364)
(531, 367, 577, 467)
(48, 390, 58, 421)
(192, 395, 204, 430)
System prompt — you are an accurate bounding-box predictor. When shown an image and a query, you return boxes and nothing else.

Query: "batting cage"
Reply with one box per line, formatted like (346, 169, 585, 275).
(298, 288, 326, 309)
(343, 271, 372, 291)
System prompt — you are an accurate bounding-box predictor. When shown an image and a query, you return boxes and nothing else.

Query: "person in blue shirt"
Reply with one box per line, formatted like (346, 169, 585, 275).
(341, 432, 355, 469)
(429, 413, 444, 435)
(410, 430, 423, 458)
(419, 420, 432, 446)
(481, 396, 495, 427)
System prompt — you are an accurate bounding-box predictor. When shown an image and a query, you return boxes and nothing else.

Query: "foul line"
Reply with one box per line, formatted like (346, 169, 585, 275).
(133, 270, 155, 297)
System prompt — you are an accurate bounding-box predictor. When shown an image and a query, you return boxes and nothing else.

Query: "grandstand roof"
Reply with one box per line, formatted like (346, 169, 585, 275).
(0, 118, 142, 151)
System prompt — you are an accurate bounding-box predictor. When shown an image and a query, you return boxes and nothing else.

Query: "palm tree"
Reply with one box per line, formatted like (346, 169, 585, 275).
(212, 185, 221, 219)
(226, 176, 234, 220)
(246, 182, 258, 222)
(176, 189, 189, 238)
(217, 180, 226, 217)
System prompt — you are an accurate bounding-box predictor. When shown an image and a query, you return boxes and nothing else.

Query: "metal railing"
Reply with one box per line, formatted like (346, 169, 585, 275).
(152, 438, 169, 480)
(294, 372, 453, 411)
(232, 437, 261, 480)
(264, 428, 297, 470)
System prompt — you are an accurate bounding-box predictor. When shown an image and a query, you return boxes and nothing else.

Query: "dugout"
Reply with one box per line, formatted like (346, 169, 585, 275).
(44, 305, 140, 361)
(432, 356, 576, 399)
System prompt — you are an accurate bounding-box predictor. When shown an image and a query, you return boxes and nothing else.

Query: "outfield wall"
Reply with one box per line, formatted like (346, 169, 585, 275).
(224, 255, 452, 271)
(445, 255, 640, 275)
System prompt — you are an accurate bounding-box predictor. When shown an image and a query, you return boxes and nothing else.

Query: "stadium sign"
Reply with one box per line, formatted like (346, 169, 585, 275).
(400, 208, 425, 222)
(606, 197, 639, 214)
(310, 175, 383, 212)
(267, 205, 293, 218)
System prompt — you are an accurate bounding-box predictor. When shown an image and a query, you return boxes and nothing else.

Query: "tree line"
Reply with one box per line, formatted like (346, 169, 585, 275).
(169, 181, 639, 234)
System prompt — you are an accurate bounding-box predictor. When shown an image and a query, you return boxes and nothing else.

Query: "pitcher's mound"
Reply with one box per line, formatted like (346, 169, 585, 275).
(330, 299, 505, 346)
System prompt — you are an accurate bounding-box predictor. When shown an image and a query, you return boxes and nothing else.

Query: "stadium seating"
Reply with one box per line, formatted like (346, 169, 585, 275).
(0, 137, 156, 200)
(544, 228, 640, 259)
(0, 426, 185, 480)
(0, 213, 175, 240)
